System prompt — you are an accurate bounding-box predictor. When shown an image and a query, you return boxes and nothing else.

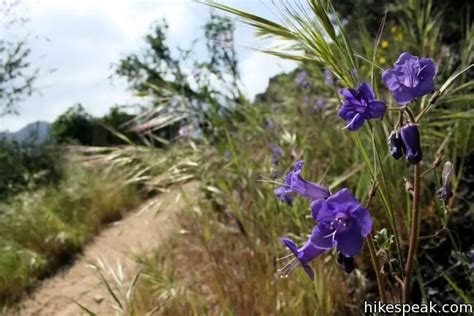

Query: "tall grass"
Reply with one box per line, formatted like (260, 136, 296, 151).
(0, 164, 140, 303)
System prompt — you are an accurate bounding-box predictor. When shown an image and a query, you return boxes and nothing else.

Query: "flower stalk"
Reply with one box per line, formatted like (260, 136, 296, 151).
(402, 163, 421, 303)
(367, 233, 387, 302)
(364, 183, 388, 303)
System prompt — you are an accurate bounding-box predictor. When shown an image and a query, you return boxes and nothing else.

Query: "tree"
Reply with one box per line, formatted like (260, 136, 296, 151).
(0, 0, 38, 115)
(50, 104, 95, 145)
(50, 104, 139, 146)
(115, 14, 243, 139)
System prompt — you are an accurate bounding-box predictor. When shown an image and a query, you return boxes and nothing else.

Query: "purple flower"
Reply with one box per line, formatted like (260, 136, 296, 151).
(279, 231, 325, 279)
(338, 83, 386, 131)
(382, 52, 436, 105)
(400, 124, 423, 164)
(389, 131, 404, 160)
(274, 160, 330, 204)
(270, 144, 283, 165)
(314, 98, 326, 111)
(324, 69, 334, 86)
(310, 188, 372, 257)
(303, 95, 310, 106)
(265, 118, 274, 131)
(178, 125, 192, 137)
(295, 71, 310, 89)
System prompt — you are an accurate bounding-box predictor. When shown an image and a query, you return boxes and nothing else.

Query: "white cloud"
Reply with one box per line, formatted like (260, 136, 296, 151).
(0, 0, 298, 132)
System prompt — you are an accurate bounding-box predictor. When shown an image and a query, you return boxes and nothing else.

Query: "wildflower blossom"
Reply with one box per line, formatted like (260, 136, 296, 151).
(324, 68, 334, 86)
(310, 188, 372, 257)
(436, 161, 454, 204)
(382, 52, 436, 105)
(274, 160, 330, 204)
(279, 231, 325, 279)
(270, 144, 283, 166)
(338, 83, 386, 131)
(178, 125, 192, 137)
(295, 71, 310, 89)
(303, 95, 310, 106)
(400, 124, 423, 164)
(265, 118, 275, 131)
(314, 98, 326, 111)
(389, 131, 404, 160)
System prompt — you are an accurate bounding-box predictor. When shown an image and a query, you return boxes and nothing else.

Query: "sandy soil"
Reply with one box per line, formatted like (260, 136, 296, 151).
(9, 181, 197, 316)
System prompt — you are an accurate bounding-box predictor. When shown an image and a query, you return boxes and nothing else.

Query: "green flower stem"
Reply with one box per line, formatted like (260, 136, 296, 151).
(364, 182, 387, 302)
(367, 233, 388, 303)
(402, 163, 421, 303)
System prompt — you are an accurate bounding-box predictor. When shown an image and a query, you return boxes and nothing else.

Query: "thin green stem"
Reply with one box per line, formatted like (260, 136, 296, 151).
(364, 182, 387, 302)
(404, 107, 416, 124)
(402, 163, 421, 303)
(367, 233, 388, 303)
(353, 131, 404, 274)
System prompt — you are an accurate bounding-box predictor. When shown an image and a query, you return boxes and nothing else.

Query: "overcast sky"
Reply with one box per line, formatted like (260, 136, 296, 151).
(0, 0, 296, 132)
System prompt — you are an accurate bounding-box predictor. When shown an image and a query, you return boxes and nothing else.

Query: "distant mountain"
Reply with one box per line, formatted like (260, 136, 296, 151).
(1, 121, 51, 145)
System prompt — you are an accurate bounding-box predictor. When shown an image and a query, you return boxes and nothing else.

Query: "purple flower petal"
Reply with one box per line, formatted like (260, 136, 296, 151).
(275, 161, 330, 203)
(401, 124, 423, 164)
(290, 171, 330, 201)
(391, 86, 417, 105)
(281, 237, 298, 255)
(367, 101, 386, 119)
(335, 225, 364, 257)
(351, 207, 372, 236)
(311, 225, 336, 249)
(280, 234, 325, 280)
(338, 103, 356, 121)
(339, 88, 357, 100)
(346, 113, 365, 131)
(389, 131, 405, 159)
(302, 265, 315, 280)
(326, 188, 360, 210)
(395, 52, 413, 65)
(358, 83, 375, 100)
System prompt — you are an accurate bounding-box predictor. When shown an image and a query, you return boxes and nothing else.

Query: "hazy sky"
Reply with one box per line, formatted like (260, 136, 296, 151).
(1, 0, 296, 132)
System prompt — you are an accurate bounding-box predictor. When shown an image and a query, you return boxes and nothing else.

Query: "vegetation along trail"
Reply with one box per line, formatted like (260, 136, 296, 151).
(10, 181, 198, 316)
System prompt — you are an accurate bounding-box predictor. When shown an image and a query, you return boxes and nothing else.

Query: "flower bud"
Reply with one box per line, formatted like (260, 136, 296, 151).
(389, 131, 404, 159)
(337, 252, 355, 273)
(436, 161, 454, 204)
(441, 161, 454, 186)
(436, 187, 453, 204)
(401, 124, 422, 164)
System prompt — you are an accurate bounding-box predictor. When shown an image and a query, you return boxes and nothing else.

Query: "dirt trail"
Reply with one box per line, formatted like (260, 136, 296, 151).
(10, 182, 197, 316)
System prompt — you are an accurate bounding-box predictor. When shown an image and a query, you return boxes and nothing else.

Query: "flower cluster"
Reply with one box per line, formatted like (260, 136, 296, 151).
(336, 52, 437, 166)
(275, 52, 437, 281)
(276, 161, 371, 279)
